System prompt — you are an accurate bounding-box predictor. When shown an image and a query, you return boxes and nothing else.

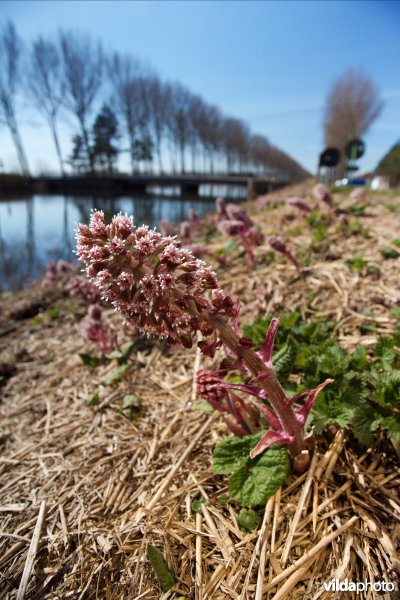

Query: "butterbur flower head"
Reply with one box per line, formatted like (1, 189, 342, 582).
(188, 208, 202, 230)
(196, 369, 228, 402)
(88, 304, 102, 320)
(217, 219, 246, 236)
(46, 260, 57, 280)
(337, 212, 349, 226)
(312, 183, 333, 208)
(224, 203, 253, 227)
(268, 235, 287, 254)
(67, 275, 102, 304)
(179, 221, 191, 241)
(80, 304, 115, 354)
(56, 259, 73, 274)
(158, 220, 176, 237)
(76, 210, 234, 348)
(268, 235, 300, 272)
(287, 197, 312, 213)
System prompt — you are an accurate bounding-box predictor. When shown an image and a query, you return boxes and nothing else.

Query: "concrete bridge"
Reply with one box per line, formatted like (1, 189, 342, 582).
(32, 173, 289, 198)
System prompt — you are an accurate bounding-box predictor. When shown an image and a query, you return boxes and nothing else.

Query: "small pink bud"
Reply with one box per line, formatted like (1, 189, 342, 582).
(312, 183, 333, 207)
(287, 197, 312, 213)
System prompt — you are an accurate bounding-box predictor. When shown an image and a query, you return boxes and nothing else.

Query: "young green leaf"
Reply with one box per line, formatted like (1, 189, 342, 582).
(237, 508, 260, 531)
(382, 416, 400, 442)
(87, 392, 100, 406)
(351, 345, 368, 371)
(273, 335, 298, 381)
(46, 306, 60, 319)
(103, 364, 129, 384)
(213, 433, 265, 475)
(79, 353, 101, 368)
(346, 252, 367, 271)
(117, 341, 138, 364)
(147, 546, 175, 592)
(379, 246, 400, 259)
(122, 394, 140, 409)
(352, 405, 378, 446)
(191, 497, 207, 513)
(228, 444, 289, 507)
(194, 401, 215, 413)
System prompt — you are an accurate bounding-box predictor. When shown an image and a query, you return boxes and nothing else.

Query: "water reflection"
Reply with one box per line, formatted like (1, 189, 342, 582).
(0, 192, 231, 291)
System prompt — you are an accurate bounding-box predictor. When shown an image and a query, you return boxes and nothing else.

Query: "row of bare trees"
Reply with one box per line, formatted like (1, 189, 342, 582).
(0, 21, 308, 180)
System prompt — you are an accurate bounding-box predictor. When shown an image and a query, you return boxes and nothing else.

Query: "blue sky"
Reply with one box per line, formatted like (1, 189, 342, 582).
(1, 0, 399, 175)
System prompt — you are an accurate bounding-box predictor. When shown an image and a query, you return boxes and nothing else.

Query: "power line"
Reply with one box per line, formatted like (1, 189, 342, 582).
(248, 107, 324, 121)
(247, 93, 400, 122)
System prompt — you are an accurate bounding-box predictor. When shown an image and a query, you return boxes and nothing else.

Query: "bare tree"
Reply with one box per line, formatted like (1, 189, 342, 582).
(167, 82, 193, 174)
(29, 36, 65, 175)
(324, 68, 383, 174)
(147, 76, 168, 173)
(0, 21, 30, 176)
(221, 117, 250, 173)
(108, 52, 154, 174)
(59, 30, 103, 173)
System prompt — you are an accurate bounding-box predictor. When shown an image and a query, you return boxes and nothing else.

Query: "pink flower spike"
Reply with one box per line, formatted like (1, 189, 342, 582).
(287, 197, 312, 212)
(312, 183, 333, 207)
(268, 236, 300, 272)
(250, 430, 295, 459)
(294, 378, 334, 426)
(259, 318, 279, 366)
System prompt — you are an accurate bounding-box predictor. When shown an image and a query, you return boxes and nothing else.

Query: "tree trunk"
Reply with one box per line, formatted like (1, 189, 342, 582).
(5, 105, 30, 177)
(49, 116, 65, 176)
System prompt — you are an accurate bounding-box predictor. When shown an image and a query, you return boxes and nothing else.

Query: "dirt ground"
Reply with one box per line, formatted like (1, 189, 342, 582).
(0, 181, 399, 599)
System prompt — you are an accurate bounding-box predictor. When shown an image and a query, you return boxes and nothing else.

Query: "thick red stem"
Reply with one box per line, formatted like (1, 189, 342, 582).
(205, 312, 306, 459)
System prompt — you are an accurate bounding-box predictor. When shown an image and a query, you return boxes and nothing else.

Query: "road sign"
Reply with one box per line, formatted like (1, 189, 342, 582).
(319, 147, 341, 168)
(345, 139, 365, 160)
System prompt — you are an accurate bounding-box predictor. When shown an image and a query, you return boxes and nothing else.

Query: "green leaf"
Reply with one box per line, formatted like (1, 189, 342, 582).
(87, 392, 100, 406)
(46, 306, 60, 319)
(237, 508, 260, 531)
(191, 497, 207, 513)
(311, 400, 353, 433)
(122, 394, 140, 409)
(79, 353, 101, 367)
(228, 444, 289, 507)
(352, 405, 378, 446)
(217, 493, 230, 506)
(147, 545, 175, 591)
(273, 335, 298, 381)
(382, 416, 400, 441)
(117, 341, 138, 364)
(351, 345, 368, 371)
(379, 246, 400, 259)
(193, 401, 214, 413)
(213, 433, 264, 475)
(215, 239, 240, 256)
(346, 252, 367, 271)
(104, 364, 129, 384)
(346, 204, 367, 217)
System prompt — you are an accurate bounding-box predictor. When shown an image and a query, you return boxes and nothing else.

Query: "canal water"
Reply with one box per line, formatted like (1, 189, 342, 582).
(0, 189, 245, 291)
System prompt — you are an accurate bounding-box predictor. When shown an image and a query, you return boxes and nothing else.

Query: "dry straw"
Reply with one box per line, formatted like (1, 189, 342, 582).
(0, 181, 399, 597)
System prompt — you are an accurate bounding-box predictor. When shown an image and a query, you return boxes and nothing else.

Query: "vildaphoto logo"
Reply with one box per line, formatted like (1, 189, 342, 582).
(323, 578, 396, 593)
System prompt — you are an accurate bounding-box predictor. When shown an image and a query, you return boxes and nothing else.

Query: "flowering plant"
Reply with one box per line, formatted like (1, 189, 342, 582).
(216, 197, 263, 263)
(76, 210, 331, 475)
(268, 236, 300, 272)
